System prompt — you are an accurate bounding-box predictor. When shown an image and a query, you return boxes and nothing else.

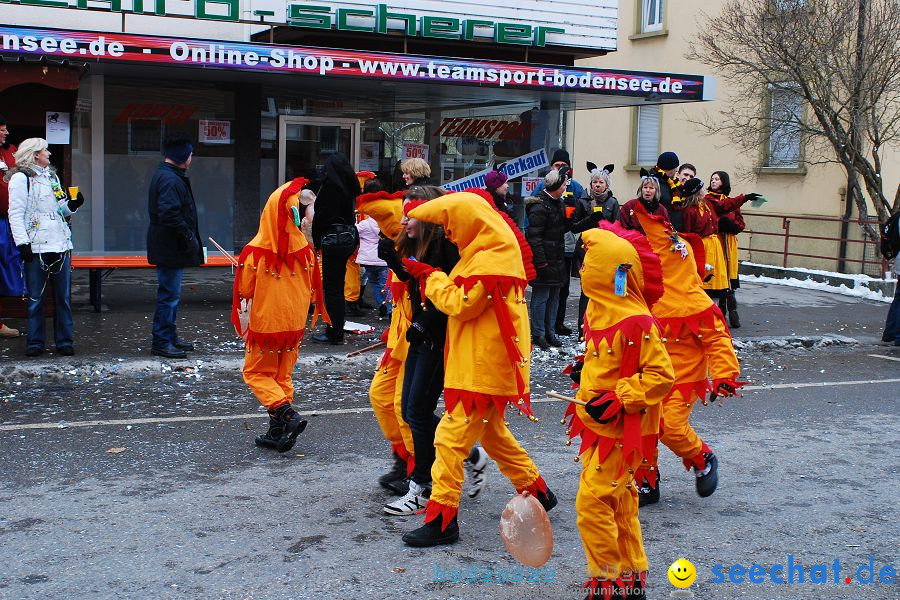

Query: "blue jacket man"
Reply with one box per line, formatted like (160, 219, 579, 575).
(147, 135, 203, 358)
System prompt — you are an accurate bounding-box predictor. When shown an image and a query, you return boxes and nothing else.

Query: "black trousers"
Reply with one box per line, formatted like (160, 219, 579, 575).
(400, 341, 444, 486)
(321, 245, 354, 336)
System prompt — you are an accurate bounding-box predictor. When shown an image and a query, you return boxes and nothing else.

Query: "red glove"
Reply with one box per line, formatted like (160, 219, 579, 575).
(708, 377, 748, 403)
(585, 393, 623, 425)
(401, 258, 439, 280)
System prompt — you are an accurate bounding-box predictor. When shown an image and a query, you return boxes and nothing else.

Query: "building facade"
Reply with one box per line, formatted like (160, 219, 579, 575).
(0, 0, 715, 256)
(572, 0, 899, 277)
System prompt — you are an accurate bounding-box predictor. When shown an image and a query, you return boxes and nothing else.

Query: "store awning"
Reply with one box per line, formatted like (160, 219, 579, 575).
(0, 24, 716, 110)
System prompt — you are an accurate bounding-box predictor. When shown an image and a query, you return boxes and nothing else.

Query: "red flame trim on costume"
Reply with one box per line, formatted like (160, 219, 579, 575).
(656, 303, 730, 338)
(423, 499, 458, 531)
(583, 314, 657, 352)
(356, 190, 406, 210)
(516, 474, 549, 496)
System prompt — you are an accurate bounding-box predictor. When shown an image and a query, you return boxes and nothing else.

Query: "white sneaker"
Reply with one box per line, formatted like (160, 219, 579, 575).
(464, 446, 489, 499)
(383, 481, 429, 515)
(0, 324, 19, 338)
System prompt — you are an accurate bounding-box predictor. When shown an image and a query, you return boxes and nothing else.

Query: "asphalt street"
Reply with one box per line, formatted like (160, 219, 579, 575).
(1, 269, 898, 599)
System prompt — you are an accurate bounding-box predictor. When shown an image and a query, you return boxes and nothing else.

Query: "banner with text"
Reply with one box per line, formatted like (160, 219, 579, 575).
(0, 25, 708, 101)
(443, 149, 549, 192)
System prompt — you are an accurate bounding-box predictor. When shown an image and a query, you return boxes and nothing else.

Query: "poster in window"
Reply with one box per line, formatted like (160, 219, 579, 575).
(199, 120, 232, 145)
(46, 111, 71, 144)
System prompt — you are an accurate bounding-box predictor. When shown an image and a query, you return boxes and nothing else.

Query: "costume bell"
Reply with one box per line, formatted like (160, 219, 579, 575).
(563, 225, 674, 600)
(357, 190, 417, 490)
(631, 203, 745, 505)
(232, 178, 326, 452)
(399, 190, 558, 547)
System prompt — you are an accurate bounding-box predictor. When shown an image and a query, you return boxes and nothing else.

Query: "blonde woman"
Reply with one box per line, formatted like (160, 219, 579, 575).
(400, 157, 432, 188)
(6, 138, 85, 356)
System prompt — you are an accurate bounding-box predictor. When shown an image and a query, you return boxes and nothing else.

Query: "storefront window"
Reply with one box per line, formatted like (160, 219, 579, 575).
(103, 79, 235, 252)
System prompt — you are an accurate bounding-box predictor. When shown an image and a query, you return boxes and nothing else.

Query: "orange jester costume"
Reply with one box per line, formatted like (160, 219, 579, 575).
(399, 191, 558, 547)
(232, 178, 327, 452)
(562, 225, 674, 600)
(356, 190, 417, 490)
(631, 202, 745, 503)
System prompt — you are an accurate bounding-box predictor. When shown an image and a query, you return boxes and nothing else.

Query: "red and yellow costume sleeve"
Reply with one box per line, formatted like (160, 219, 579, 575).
(562, 225, 673, 585)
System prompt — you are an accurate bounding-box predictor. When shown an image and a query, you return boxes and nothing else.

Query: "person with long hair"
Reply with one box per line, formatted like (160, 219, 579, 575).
(311, 152, 361, 344)
(7, 138, 85, 356)
(705, 171, 762, 328)
(379, 186, 490, 515)
(678, 177, 730, 298)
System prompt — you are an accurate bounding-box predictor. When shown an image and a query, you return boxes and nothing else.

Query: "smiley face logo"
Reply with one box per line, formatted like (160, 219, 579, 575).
(668, 559, 697, 588)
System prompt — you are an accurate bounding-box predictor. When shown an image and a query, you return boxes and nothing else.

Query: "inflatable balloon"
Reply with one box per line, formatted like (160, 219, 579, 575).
(499, 491, 553, 567)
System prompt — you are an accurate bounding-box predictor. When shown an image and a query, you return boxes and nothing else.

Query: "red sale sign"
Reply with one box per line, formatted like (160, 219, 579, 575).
(199, 120, 231, 144)
(403, 143, 429, 162)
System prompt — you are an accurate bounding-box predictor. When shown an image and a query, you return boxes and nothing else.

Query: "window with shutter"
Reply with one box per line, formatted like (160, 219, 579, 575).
(767, 86, 803, 167)
(635, 105, 660, 165)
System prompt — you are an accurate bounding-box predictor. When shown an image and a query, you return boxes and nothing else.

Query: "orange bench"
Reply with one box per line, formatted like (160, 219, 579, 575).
(71, 254, 235, 312)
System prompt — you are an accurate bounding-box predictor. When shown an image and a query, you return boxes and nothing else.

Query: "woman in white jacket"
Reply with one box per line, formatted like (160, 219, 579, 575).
(6, 138, 84, 356)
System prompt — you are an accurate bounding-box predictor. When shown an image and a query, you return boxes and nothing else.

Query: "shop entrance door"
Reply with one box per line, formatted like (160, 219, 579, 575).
(278, 116, 361, 184)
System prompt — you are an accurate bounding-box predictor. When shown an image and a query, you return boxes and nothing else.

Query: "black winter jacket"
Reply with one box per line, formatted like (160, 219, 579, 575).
(312, 179, 357, 251)
(653, 166, 684, 232)
(147, 162, 203, 268)
(525, 191, 567, 286)
(570, 191, 621, 266)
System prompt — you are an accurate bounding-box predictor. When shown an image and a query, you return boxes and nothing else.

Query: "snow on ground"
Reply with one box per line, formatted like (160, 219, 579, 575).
(742, 274, 893, 303)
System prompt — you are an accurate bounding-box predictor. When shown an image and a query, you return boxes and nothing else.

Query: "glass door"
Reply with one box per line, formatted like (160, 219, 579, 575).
(278, 116, 360, 184)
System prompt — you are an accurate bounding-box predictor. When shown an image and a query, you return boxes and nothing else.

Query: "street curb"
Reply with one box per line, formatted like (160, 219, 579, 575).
(733, 335, 858, 352)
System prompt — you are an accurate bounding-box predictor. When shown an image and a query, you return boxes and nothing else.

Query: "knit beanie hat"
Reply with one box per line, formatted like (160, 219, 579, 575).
(682, 177, 704, 197)
(164, 140, 193, 165)
(551, 149, 571, 166)
(484, 168, 508, 190)
(656, 151, 679, 171)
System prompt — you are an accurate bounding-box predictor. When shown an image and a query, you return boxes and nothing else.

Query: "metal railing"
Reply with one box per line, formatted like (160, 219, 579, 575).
(739, 211, 890, 277)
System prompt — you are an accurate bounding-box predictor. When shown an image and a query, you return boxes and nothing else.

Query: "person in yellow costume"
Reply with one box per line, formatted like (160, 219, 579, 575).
(631, 202, 746, 505)
(232, 177, 327, 452)
(398, 190, 558, 547)
(356, 188, 417, 493)
(562, 224, 673, 600)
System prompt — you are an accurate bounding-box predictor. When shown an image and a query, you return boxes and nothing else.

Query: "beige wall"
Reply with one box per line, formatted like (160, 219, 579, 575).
(572, 0, 899, 275)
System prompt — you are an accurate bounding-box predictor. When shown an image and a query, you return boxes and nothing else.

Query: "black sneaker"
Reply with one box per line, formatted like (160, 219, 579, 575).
(532, 336, 551, 351)
(378, 304, 387, 318)
(402, 516, 459, 547)
(174, 340, 195, 351)
(535, 487, 558, 512)
(57, 346, 74, 356)
(270, 404, 308, 453)
(345, 301, 365, 317)
(312, 328, 344, 345)
(25, 347, 44, 357)
(637, 478, 660, 507)
(695, 452, 719, 497)
(385, 476, 411, 496)
(378, 452, 409, 493)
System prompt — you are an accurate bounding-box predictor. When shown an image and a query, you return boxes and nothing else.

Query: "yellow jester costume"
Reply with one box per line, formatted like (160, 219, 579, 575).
(356, 190, 416, 482)
(562, 225, 674, 599)
(232, 177, 327, 452)
(399, 190, 557, 546)
(632, 202, 745, 501)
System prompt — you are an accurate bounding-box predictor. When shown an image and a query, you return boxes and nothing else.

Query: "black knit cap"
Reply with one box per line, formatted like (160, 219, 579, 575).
(551, 149, 571, 166)
(682, 177, 704, 197)
(656, 151, 679, 171)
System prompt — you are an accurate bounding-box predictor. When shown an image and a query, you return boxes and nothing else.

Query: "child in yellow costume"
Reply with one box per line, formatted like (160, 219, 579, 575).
(563, 225, 674, 600)
(632, 202, 745, 505)
(233, 178, 327, 452)
(399, 190, 558, 547)
(356, 189, 417, 493)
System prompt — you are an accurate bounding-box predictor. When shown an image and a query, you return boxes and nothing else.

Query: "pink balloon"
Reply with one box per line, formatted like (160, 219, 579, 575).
(499, 491, 554, 567)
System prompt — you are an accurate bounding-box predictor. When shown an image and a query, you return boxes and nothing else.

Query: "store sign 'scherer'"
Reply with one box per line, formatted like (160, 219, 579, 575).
(0, 0, 565, 47)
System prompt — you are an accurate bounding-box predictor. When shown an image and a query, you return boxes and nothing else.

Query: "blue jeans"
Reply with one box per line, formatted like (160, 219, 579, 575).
(24, 253, 73, 350)
(152, 266, 184, 347)
(362, 265, 390, 313)
(529, 284, 560, 338)
(884, 285, 900, 344)
(401, 341, 444, 486)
